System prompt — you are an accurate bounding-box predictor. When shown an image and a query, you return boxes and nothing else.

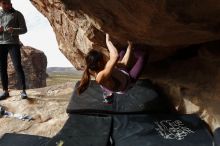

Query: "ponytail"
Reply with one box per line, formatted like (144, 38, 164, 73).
(77, 67, 91, 95)
(77, 49, 104, 95)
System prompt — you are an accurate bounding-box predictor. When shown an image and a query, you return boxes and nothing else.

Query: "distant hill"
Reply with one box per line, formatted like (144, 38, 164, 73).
(47, 67, 82, 75)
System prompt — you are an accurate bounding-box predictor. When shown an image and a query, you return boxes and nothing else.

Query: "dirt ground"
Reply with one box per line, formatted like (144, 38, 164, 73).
(0, 81, 76, 138)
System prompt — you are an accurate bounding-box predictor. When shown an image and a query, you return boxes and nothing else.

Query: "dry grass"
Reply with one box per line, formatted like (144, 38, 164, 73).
(46, 72, 81, 87)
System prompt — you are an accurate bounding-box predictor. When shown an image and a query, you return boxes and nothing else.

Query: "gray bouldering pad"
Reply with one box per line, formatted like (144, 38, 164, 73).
(46, 114, 112, 146)
(0, 133, 50, 146)
(67, 80, 174, 114)
(112, 114, 213, 146)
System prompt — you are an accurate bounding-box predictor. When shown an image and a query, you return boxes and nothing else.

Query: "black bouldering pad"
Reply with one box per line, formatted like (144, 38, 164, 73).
(67, 80, 174, 114)
(112, 114, 213, 146)
(67, 80, 113, 114)
(214, 127, 220, 146)
(0, 133, 50, 146)
(46, 114, 213, 146)
(46, 114, 112, 146)
(51, 79, 213, 146)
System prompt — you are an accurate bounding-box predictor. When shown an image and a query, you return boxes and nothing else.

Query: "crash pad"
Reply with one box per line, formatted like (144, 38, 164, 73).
(112, 114, 213, 146)
(46, 114, 112, 146)
(47, 114, 213, 146)
(0, 133, 50, 146)
(67, 80, 175, 114)
(214, 127, 220, 146)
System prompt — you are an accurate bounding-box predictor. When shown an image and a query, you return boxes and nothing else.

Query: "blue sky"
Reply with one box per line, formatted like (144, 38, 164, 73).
(11, 0, 73, 67)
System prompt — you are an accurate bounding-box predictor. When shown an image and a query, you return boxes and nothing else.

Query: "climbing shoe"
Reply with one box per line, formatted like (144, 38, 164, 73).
(20, 91, 28, 99)
(0, 91, 9, 100)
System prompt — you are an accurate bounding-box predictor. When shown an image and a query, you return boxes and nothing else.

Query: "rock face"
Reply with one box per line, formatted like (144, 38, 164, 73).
(7, 46, 47, 89)
(145, 41, 220, 131)
(31, 0, 220, 69)
(30, 0, 220, 131)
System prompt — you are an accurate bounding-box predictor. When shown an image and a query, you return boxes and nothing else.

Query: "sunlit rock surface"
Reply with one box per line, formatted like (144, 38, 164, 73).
(0, 82, 74, 137)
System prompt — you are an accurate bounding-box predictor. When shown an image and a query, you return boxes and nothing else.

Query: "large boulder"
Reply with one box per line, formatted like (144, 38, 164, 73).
(31, 0, 220, 69)
(30, 0, 220, 131)
(7, 46, 47, 89)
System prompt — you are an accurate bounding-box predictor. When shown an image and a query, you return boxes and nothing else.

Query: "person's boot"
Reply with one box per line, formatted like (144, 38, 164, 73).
(0, 91, 9, 100)
(20, 90, 28, 99)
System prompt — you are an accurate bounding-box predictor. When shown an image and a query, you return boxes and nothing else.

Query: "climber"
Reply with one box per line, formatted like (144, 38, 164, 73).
(77, 33, 147, 104)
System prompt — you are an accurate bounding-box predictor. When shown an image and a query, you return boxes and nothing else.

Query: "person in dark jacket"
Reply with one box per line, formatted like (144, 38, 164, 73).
(0, 0, 28, 100)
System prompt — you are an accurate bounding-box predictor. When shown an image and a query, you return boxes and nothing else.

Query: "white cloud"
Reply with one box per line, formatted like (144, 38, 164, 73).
(11, 0, 73, 67)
